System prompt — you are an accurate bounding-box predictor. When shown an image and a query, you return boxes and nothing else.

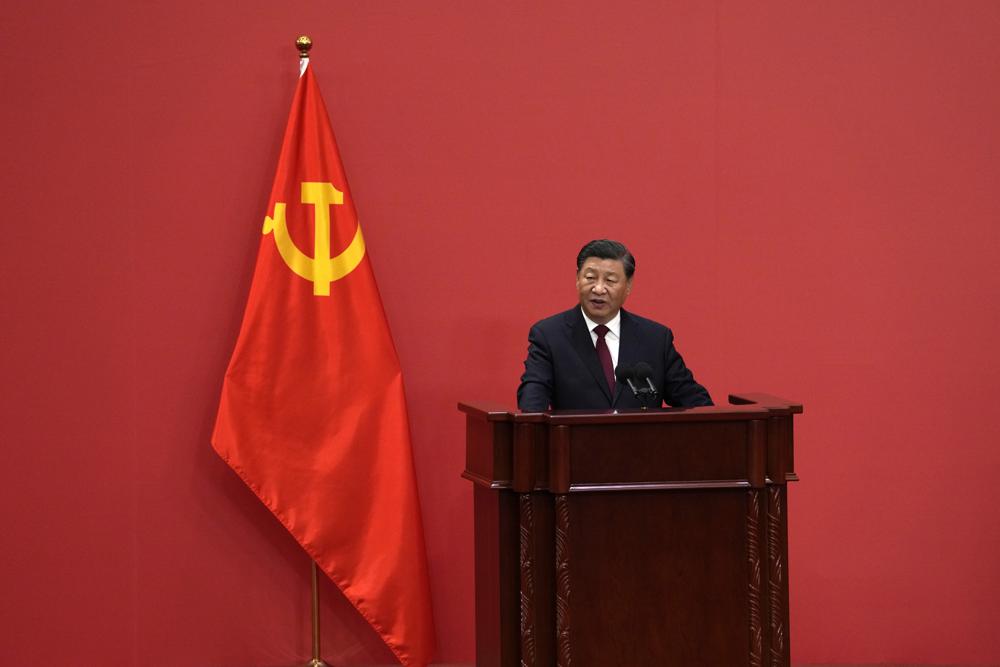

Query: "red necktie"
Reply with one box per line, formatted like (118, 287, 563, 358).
(594, 324, 615, 395)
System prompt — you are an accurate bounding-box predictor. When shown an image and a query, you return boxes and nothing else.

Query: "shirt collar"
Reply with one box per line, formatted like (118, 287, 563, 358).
(581, 307, 622, 338)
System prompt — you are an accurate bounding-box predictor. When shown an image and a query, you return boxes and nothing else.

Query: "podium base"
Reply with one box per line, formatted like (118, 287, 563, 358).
(304, 660, 330, 667)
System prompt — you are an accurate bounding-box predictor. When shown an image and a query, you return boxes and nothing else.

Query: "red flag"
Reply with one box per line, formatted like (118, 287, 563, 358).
(212, 63, 435, 666)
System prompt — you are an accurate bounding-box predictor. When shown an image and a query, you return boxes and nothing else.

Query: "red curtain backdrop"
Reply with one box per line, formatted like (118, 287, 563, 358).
(1, 2, 999, 665)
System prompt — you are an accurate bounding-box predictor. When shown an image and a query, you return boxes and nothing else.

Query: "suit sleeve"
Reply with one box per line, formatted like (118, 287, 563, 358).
(662, 329, 713, 407)
(517, 324, 554, 411)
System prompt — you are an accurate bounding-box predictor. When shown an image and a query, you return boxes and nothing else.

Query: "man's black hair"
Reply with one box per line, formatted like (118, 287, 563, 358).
(576, 239, 636, 279)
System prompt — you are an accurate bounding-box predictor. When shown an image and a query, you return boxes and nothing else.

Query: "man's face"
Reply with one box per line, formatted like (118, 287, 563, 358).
(576, 257, 632, 324)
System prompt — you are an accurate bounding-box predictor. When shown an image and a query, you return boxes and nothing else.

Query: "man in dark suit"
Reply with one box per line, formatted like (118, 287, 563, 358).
(517, 239, 712, 411)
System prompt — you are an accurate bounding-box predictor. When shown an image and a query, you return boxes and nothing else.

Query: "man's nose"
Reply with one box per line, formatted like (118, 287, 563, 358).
(592, 281, 608, 294)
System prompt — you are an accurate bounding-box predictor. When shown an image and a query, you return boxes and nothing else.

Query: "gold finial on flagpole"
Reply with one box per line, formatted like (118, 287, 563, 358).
(296, 35, 313, 58)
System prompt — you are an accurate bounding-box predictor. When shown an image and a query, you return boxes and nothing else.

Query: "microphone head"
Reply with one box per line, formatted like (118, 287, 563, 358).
(615, 364, 636, 382)
(633, 361, 654, 380)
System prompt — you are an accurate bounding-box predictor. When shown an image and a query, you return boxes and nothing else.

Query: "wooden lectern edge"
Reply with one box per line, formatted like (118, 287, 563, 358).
(457, 400, 515, 420)
(541, 404, 771, 424)
(458, 393, 804, 421)
(461, 472, 786, 493)
(728, 392, 804, 414)
(460, 470, 511, 489)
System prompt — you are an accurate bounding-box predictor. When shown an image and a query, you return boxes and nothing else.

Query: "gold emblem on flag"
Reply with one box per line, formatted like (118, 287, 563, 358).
(263, 181, 366, 296)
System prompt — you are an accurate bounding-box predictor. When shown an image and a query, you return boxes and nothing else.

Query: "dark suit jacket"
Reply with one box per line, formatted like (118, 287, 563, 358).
(517, 307, 713, 411)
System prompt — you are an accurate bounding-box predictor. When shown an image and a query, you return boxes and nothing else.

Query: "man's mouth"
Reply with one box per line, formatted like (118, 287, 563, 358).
(589, 298, 607, 308)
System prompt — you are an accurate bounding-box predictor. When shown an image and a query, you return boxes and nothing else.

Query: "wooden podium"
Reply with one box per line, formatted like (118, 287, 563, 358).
(460, 393, 802, 667)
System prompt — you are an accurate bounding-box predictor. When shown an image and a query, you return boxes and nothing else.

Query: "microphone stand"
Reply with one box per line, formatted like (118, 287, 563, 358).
(624, 377, 656, 410)
(618, 365, 660, 410)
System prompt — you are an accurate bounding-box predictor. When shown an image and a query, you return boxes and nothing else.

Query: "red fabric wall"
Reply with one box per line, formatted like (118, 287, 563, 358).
(1, 2, 998, 665)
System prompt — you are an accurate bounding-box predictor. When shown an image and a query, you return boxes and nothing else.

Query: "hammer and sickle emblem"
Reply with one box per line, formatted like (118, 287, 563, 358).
(262, 182, 366, 296)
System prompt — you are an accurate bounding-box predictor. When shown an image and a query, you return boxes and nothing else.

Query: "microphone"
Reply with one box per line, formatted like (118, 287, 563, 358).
(633, 362, 660, 400)
(616, 363, 659, 408)
(615, 365, 640, 398)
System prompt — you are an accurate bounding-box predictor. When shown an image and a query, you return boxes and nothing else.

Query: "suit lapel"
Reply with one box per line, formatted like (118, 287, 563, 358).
(613, 310, 641, 407)
(565, 308, 613, 404)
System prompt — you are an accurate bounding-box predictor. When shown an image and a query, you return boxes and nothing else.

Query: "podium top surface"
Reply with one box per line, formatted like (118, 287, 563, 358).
(458, 392, 802, 424)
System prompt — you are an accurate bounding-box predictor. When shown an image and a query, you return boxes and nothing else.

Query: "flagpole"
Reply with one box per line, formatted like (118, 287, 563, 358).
(305, 560, 330, 667)
(297, 33, 326, 667)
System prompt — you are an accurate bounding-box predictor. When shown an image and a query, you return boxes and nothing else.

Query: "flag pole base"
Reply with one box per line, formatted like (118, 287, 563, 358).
(306, 560, 329, 667)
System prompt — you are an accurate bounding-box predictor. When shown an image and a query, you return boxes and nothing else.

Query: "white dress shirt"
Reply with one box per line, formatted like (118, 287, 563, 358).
(581, 307, 622, 370)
